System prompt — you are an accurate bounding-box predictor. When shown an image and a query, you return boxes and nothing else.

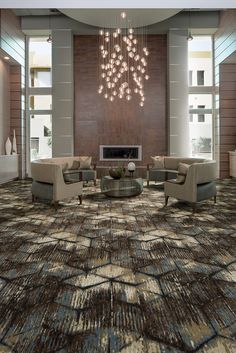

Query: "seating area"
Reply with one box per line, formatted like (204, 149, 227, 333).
(0, 4, 236, 353)
(31, 155, 217, 211)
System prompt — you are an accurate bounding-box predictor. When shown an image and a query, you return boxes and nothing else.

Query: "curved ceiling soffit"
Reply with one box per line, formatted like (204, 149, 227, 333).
(59, 9, 181, 28)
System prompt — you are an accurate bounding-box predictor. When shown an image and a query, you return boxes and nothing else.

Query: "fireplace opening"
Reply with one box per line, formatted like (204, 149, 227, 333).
(100, 145, 142, 161)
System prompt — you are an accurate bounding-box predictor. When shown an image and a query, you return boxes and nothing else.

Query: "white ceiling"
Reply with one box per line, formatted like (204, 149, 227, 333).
(59, 9, 181, 28)
(1, 0, 236, 7)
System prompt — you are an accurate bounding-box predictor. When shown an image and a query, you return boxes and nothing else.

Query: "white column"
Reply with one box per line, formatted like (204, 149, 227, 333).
(52, 29, 74, 157)
(168, 29, 190, 157)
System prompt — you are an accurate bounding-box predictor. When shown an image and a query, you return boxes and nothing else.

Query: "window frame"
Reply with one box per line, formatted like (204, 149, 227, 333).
(197, 70, 205, 86)
(26, 36, 52, 176)
(188, 34, 215, 160)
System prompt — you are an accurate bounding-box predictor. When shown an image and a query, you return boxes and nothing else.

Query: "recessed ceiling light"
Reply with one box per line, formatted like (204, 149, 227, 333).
(4, 56, 10, 60)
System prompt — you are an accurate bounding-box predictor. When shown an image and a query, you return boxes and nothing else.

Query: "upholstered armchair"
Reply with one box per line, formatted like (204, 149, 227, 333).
(31, 159, 83, 209)
(164, 160, 217, 212)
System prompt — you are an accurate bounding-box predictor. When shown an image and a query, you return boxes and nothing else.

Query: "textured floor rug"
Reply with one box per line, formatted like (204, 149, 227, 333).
(0, 179, 235, 353)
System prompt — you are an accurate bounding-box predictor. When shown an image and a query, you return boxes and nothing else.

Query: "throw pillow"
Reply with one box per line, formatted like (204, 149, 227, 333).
(79, 156, 92, 170)
(62, 162, 68, 171)
(151, 156, 165, 169)
(176, 162, 190, 183)
(69, 160, 80, 170)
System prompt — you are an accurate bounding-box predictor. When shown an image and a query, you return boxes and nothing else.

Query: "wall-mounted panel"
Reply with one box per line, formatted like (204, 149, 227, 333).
(219, 63, 236, 178)
(74, 35, 167, 167)
(214, 10, 236, 178)
(52, 29, 74, 157)
(0, 10, 25, 66)
(168, 29, 189, 157)
(0, 10, 25, 179)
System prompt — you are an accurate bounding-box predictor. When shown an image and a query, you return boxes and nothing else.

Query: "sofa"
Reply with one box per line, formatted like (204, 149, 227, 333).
(147, 157, 206, 186)
(31, 156, 96, 208)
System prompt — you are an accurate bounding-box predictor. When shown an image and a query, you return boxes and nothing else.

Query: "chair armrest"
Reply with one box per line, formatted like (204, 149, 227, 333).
(63, 170, 83, 182)
(31, 162, 61, 184)
(147, 163, 155, 170)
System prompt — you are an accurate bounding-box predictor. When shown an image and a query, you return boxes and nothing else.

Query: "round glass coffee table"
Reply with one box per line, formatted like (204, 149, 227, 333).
(101, 176, 143, 197)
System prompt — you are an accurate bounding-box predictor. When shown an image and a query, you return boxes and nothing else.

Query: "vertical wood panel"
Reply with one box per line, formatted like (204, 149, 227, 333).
(74, 35, 167, 168)
(0, 10, 25, 177)
(0, 10, 25, 66)
(10, 65, 21, 160)
(214, 9, 236, 179)
(219, 63, 236, 178)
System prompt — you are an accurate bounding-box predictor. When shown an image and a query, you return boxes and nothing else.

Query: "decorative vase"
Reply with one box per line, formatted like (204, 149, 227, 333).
(128, 162, 136, 177)
(12, 129, 17, 154)
(5, 137, 12, 155)
(109, 167, 125, 179)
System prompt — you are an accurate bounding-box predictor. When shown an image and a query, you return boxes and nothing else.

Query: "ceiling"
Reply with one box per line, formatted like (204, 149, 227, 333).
(13, 9, 60, 16)
(13, 8, 222, 30)
(59, 9, 181, 28)
(223, 51, 236, 64)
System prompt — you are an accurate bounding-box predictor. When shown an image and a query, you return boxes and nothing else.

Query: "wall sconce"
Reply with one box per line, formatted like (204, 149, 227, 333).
(187, 11, 193, 41)
(47, 34, 52, 43)
(47, 14, 53, 43)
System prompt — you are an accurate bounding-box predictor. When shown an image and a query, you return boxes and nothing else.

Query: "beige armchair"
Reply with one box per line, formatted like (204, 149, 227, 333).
(31, 160, 83, 209)
(164, 161, 217, 212)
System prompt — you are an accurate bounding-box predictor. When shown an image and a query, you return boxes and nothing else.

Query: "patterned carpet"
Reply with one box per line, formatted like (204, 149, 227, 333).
(0, 179, 235, 353)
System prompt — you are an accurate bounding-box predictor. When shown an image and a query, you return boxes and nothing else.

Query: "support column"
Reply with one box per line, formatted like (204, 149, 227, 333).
(52, 29, 74, 157)
(168, 29, 190, 157)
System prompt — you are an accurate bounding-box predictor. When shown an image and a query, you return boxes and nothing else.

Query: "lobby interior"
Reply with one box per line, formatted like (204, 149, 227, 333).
(0, 2, 235, 352)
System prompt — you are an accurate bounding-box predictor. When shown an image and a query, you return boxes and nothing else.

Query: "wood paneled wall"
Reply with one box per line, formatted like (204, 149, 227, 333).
(74, 35, 167, 167)
(0, 10, 26, 177)
(10, 65, 21, 160)
(214, 10, 236, 178)
(219, 64, 236, 178)
(0, 10, 25, 66)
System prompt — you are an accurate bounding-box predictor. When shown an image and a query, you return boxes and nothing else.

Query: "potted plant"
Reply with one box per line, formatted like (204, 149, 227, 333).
(109, 166, 125, 179)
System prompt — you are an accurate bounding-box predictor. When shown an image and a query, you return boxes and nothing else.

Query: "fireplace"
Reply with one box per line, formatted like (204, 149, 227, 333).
(100, 145, 142, 161)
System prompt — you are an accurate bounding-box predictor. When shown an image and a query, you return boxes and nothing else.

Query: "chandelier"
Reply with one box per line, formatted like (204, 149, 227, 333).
(98, 12, 149, 107)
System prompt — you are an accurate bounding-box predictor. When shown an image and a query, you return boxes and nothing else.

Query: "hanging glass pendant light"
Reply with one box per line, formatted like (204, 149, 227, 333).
(98, 11, 149, 108)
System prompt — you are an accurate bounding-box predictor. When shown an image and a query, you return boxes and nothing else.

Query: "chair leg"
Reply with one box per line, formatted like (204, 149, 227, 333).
(54, 201, 59, 210)
(147, 179, 149, 187)
(78, 195, 82, 204)
(164, 196, 169, 207)
(94, 179, 96, 186)
(214, 195, 216, 203)
(32, 194, 35, 202)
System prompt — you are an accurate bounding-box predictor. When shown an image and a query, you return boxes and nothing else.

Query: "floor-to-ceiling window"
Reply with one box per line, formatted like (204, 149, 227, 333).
(188, 36, 213, 159)
(27, 37, 52, 162)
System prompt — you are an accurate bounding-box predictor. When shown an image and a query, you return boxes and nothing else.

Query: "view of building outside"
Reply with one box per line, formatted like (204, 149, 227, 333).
(28, 37, 52, 161)
(188, 36, 213, 159)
